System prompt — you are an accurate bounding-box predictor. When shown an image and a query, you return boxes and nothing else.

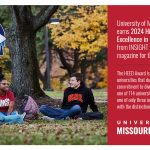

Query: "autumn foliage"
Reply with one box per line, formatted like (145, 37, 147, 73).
(49, 6, 108, 89)
(49, 6, 107, 58)
(0, 47, 11, 81)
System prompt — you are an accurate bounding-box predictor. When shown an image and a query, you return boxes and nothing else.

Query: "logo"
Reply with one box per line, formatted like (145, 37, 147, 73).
(68, 94, 83, 103)
(0, 24, 6, 56)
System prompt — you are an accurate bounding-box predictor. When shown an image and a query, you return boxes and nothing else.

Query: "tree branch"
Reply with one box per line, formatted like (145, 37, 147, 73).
(10, 6, 32, 23)
(33, 6, 59, 31)
(72, 50, 80, 71)
(56, 48, 73, 75)
(10, 6, 20, 23)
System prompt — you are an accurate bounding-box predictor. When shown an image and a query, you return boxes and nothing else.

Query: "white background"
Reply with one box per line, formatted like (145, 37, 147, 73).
(0, 0, 150, 5)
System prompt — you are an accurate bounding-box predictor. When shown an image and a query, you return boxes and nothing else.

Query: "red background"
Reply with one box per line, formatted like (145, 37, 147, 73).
(108, 6, 150, 144)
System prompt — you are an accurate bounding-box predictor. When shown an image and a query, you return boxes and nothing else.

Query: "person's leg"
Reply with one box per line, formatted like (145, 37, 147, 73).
(57, 105, 82, 119)
(2, 113, 25, 124)
(11, 111, 18, 115)
(40, 105, 64, 119)
(0, 112, 25, 124)
(0, 112, 5, 123)
(40, 105, 82, 120)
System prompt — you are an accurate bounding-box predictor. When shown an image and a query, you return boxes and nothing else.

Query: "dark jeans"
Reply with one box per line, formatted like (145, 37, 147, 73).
(39, 105, 82, 120)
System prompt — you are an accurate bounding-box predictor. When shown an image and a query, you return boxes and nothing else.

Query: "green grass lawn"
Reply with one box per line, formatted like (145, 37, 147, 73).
(0, 89, 107, 145)
(45, 88, 107, 102)
(0, 119, 107, 145)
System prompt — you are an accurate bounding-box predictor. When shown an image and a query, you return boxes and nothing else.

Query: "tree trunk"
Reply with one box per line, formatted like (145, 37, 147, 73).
(38, 43, 53, 90)
(80, 59, 87, 82)
(9, 17, 45, 98)
(8, 6, 59, 100)
(56, 48, 80, 76)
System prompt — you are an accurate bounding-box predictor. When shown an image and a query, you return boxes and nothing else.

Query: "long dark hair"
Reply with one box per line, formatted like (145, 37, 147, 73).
(0, 74, 5, 82)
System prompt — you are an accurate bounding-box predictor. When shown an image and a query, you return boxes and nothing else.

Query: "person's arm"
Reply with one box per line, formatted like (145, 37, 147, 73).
(7, 101, 15, 115)
(7, 91, 15, 115)
(88, 89, 99, 112)
(61, 90, 67, 108)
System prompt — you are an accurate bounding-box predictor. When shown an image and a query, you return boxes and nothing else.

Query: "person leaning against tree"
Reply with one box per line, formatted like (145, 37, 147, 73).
(0, 74, 26, 124)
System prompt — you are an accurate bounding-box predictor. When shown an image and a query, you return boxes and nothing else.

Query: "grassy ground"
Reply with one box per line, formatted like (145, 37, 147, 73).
(0, 89, 107, 145)
(45, 88, 107, 102)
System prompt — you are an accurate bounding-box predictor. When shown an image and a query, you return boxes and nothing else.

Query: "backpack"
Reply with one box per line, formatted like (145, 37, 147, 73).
(79, 112, 104, 120)
(19, 95, 39, 120)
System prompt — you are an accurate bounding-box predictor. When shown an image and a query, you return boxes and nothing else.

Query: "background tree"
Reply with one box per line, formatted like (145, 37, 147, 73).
(36, 27, 53, 90)
(7, 6, 59, 99)
(0, 5, 107, 95)
(0, 6, 53, 90)
(49, 6, 107, 81)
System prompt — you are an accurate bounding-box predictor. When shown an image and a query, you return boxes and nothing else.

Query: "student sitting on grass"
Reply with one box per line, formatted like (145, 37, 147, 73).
(0, 74, 26, 124)
(40, 73, 99, 120)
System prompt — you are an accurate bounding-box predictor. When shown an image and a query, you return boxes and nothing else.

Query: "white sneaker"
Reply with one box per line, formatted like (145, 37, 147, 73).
(21, 112, 26, 120)
(65, 117, 70, 120)
(41, 116, 55, 121)
(77, 117, 83, 121)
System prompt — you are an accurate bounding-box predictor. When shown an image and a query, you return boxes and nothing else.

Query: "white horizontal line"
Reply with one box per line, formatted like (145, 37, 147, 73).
(1, 0, 150, 5)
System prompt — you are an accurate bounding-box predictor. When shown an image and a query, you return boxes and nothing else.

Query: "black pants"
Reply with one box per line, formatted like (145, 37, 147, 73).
(79, 112, 104, 120)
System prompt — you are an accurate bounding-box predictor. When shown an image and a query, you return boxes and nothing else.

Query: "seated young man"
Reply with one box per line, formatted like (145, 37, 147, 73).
(0, 74, 26, 124)
(40, 73, 99, 120)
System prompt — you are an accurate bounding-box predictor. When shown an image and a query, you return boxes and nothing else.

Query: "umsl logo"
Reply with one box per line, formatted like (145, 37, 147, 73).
(0, 24, 6, 56)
